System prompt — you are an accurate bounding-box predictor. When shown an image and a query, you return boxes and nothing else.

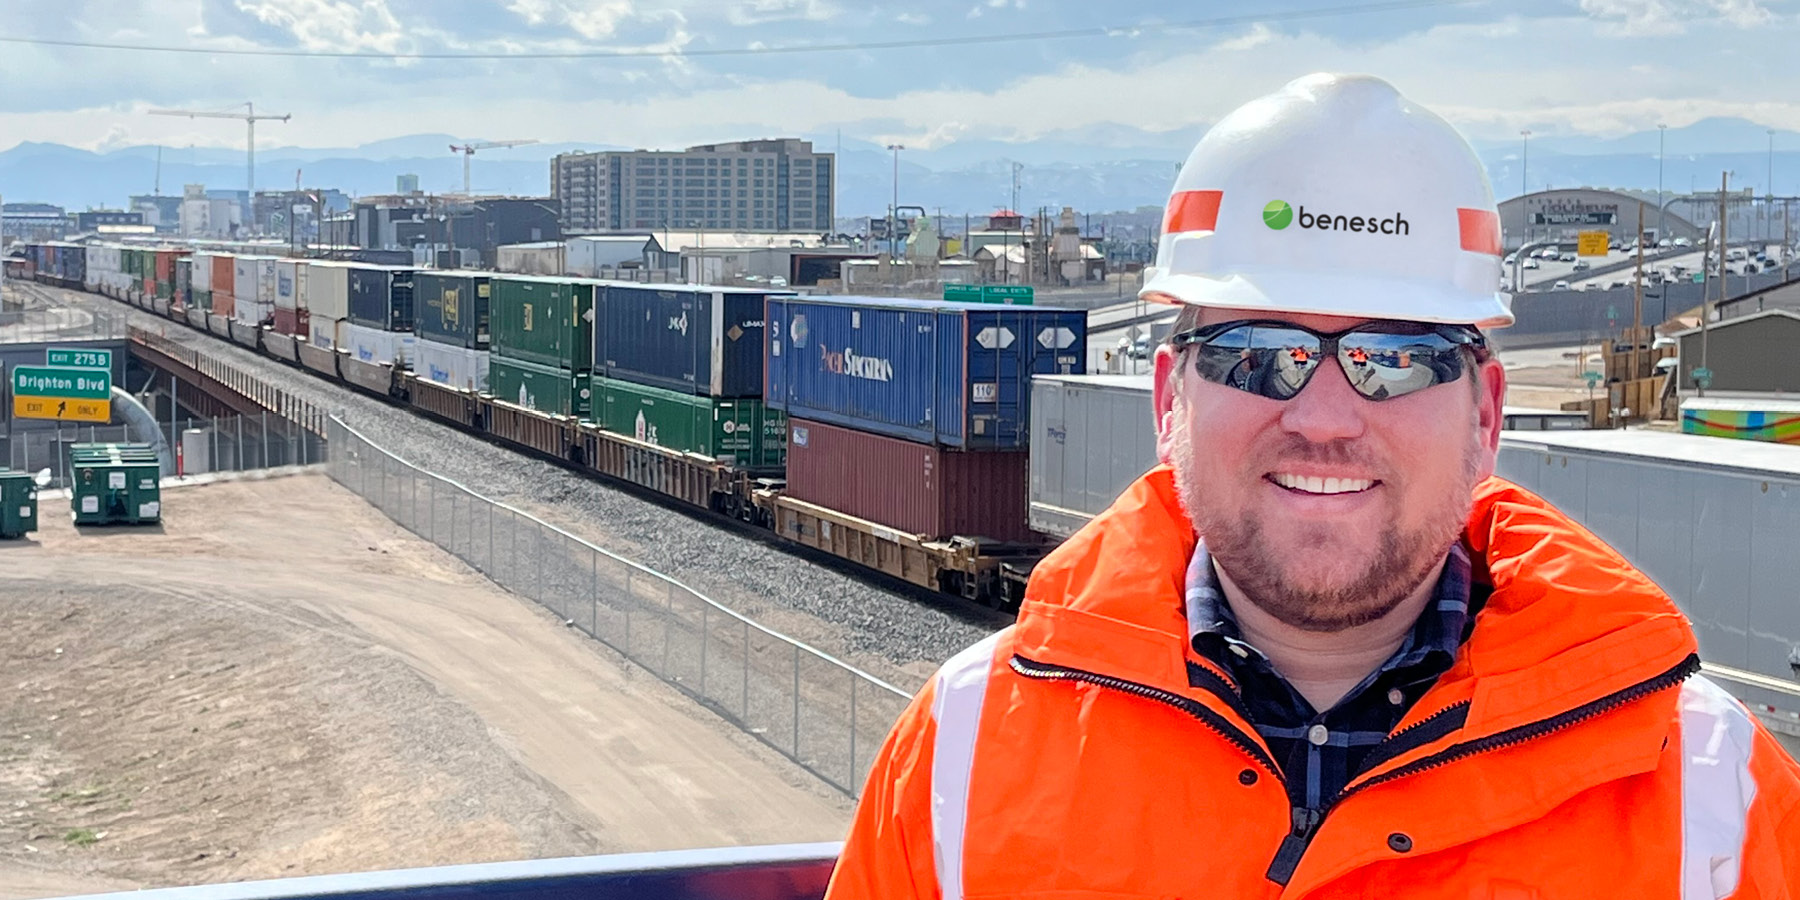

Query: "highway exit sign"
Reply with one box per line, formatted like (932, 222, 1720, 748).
(11, 365, 111, 423)
(46, 348, 112, 370)
(1577, 231, 1610, 257)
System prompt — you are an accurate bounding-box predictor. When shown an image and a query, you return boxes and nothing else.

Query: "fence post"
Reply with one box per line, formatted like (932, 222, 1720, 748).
(793, 644, 802, 757)
(742, 618, 751, 720)
(700, 601, 709, 698)
(235, 416, 244, 473)
(850, 676, 858, 787)
(624, 569, 633, 656)
(261, 410, 268, 468)
(664, 581, 674, 677)
(590, 546, 599, 636)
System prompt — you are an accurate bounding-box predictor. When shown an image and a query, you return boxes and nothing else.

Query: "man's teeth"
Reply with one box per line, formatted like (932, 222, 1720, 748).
(1272, 473, 1374, 495)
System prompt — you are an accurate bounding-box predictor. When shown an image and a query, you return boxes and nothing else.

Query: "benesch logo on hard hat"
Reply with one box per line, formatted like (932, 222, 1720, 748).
(1268, 200, 1410, 236)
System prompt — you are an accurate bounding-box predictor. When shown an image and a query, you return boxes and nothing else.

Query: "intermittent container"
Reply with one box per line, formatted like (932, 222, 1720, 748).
(413, 342, 490, 392)
(342, 321, 417, 367)
(346, 265, 415, 332)
(489, 275, 595, 371)
(413, 271, 491, 350)
(764, 295, 1088, 449)
(593, 375, 785, 468)
(1027, 374, 1156, 539)
(490, 356, 589, 417)
(274, 259, 309, 337)
(784, 418, 1030, 539)
(599, 284, 773, 398)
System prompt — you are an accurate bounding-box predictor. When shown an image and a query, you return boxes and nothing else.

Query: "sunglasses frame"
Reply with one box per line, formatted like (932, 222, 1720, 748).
(1167, 318, 1488, 402)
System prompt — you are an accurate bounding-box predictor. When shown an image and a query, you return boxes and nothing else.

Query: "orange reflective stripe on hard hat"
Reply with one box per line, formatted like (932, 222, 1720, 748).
(1458, 208, 1502, 256)
(1679, 675, 1759, 899)
(1163, 190, 1223, 234)
(930, 633, 1001, 900)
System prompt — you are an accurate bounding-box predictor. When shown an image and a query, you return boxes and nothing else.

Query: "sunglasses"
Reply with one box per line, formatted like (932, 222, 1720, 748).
(1169, 319, 1486, 402)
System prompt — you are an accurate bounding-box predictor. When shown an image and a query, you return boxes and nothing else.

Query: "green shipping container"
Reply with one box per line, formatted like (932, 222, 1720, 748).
(191, 289, 212, 312)
(0, 470, 39, 538)
(489, 275, 595, 372)
(489, 356, 591, 418)
(68, 443, 161, 526)
(594, 376, 786, 469)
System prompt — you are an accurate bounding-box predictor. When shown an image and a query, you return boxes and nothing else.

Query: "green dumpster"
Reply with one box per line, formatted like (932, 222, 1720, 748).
(0, 470, 39, 538)
(69, 444, 162, 526)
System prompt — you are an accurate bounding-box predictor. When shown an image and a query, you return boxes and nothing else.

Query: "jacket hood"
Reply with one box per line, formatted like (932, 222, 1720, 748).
(1013, 466, 1699, 729)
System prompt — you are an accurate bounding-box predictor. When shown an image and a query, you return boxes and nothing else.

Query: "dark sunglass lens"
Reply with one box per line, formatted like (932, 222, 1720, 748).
(1193, 325, 1321, 400)
(1337, 331, 1466, 400)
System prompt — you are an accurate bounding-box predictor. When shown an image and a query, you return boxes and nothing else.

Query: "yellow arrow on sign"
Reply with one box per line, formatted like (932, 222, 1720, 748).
(14, 396, 111, 423)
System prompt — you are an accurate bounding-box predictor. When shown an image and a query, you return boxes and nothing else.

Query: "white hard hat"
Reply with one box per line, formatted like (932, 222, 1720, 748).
(1140, 73, 1513, 328)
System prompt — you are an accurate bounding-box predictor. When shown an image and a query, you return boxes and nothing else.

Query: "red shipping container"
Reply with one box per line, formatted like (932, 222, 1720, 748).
(784, 417, 1030, 540)
(272, 306, 309, 338)
(211, 256, 235, 301)
(211, 289, 235, 318)
(155, 250, 175, 286)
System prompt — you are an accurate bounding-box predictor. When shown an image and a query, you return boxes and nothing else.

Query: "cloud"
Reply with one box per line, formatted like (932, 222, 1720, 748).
(1216, 23, 1274, 52)
(1578, 0, 1773, 35)
(506, 0, 639, 39)
(228, 0, 411, 52)
(894, 12, 930, 25)
(725, 0, 838, 26)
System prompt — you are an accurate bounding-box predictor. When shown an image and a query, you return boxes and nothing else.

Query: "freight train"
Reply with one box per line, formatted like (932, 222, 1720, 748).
(9, 240, 1087, 608)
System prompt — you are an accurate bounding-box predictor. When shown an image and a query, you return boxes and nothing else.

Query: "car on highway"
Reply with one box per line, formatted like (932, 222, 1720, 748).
(1559, 253, 1577, 262)
(1608, 280, 1628, 290)
(1674, 237, 1692, 247)
(1553, 280, 1572, 290)
(1504, 254, 1517, 265)
(1571, 259, 1590, 271)
(1522, 258, 1540, 269)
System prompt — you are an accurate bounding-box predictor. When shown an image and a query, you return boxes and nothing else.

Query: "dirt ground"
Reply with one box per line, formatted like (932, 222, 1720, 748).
(1500, 344, 1599, 411)
(0, 473, 850, 899)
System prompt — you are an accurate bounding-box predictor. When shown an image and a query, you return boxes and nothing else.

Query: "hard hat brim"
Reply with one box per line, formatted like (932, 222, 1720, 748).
(1139, 269, 1515, 329)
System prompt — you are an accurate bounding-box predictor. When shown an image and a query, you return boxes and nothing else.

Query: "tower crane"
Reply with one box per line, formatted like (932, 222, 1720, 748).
(148, 103, 291, 209)
(449, 139, 539, 195)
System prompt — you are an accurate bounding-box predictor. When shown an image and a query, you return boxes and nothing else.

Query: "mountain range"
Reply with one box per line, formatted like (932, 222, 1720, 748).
(3, 118, 1796, 220)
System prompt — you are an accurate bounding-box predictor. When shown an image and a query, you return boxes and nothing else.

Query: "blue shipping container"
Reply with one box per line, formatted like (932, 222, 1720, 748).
(599, 284, 773, 398)
(765, 296, 1087, 449)
(347, 265, 415, 332)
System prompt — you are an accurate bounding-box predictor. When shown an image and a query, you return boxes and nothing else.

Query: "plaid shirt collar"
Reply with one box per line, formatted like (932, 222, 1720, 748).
(1184, 540, 1475, 689)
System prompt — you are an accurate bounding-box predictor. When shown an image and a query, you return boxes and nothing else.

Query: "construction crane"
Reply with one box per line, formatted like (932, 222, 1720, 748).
(449, 139, 538, 195)
(148, 103, 291, 208)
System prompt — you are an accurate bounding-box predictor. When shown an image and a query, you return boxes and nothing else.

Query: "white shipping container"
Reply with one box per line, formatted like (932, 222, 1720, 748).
(343, 321, 417, 367)
(192, 252, 213, 292)
(304, 261, 351, 321)
(495, 242, 565, 276)
(310, 317, 347, 351)
(275, 260, 307, 310)
(413, 340, 490, 391)
(256, 257, 278, 304)
(233, 298, 272, 326)
(1028, 374, 1157, 540)
(565, 235, 652, 277)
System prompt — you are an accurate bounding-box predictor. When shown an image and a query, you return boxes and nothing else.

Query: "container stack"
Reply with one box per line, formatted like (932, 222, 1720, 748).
(209, 253, 236, 318)
(411, 271, 491, 391)
(592, 284, 785, 468)
(273, 259, 308, 338)
(152, 249, 187, 301)
(174, 257, 191, 309)
(189, 251, 214, 311)
(343, 265, 416, 367)
(232, 255, 277, 326)
(303, 260, 351, 350)
(487, 275, 594, 416)
(764, 296, 1088, 540)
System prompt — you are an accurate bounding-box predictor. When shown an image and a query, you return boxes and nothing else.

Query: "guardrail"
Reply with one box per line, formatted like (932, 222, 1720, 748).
(326, 415, 914, 798)
(130, 326, 329, 436)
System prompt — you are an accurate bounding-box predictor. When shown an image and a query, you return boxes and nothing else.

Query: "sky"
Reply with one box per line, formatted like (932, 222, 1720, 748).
(0, 0, 1795, 157)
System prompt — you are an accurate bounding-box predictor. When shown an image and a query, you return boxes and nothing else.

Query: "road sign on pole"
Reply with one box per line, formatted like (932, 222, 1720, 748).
(11, 365, 111, 423)
(46, 348, 112, 370)
(1577, 231, 1610, 257)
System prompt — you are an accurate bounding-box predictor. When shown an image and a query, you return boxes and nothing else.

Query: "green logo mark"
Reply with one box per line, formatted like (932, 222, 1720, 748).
(1263, 200, 1294, 230)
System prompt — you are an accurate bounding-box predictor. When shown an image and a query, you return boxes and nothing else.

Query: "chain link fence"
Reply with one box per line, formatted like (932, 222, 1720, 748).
(326, 415, 914, 798)
(4, 412, 325, 490)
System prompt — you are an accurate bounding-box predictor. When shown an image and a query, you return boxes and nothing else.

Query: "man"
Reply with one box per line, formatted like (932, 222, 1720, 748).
(826, 74, 1800, 898)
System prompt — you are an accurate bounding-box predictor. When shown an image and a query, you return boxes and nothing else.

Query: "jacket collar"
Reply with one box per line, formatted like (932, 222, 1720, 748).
(1012, 466, 1699, 732)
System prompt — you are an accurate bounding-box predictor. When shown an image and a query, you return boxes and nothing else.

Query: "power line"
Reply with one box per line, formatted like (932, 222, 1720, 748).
(0, 0, 1473, 60)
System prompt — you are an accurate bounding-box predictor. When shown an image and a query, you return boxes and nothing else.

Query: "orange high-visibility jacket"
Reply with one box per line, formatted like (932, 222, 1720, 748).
(828, 468, 1800, 899)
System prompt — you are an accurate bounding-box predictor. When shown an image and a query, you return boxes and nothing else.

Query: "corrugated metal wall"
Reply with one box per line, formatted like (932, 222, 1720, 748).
(1495, 442, 1800, 686)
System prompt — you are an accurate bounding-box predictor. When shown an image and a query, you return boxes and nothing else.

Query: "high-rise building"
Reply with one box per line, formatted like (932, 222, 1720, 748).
(397, 174, 420, 194)
(552, 139, 833, 233)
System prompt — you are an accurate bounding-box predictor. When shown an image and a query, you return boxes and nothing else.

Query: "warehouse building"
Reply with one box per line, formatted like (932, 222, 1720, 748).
(552, 139, 833, 234)
(1500, 189, 1703, 250)
(1669, 309, 1800, 394)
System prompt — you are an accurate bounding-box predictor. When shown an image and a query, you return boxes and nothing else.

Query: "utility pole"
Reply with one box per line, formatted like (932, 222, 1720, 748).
(1632, 200, 1645, 382)
(1768, 130, 1776, 243)
(1655, 124, 1667, 243)
(885, 144, 904, 262)
(1520, 130, 1531, 246)
(1702, 172, 1727, 395)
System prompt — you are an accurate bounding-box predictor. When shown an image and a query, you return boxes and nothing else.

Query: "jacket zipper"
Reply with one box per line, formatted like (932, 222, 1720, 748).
(1011, 651, 1700, 886)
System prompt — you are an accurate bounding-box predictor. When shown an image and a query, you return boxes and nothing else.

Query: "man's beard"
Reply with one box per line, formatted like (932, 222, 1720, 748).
(1170, 409, 1482, 633)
